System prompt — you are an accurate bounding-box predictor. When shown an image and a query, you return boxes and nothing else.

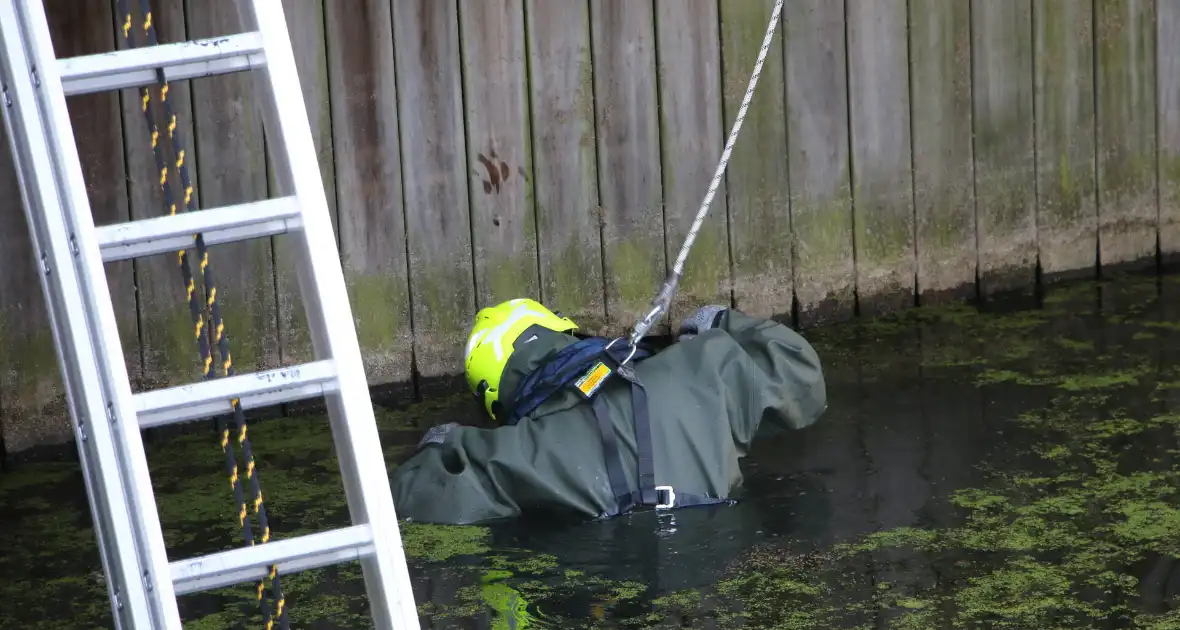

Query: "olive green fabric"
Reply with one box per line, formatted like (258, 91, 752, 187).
(389, 310, 828, 525)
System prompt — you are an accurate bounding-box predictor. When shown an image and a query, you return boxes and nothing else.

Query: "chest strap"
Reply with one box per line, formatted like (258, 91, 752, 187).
(503, 336, 729, 516)
(586, 353, 730, 517)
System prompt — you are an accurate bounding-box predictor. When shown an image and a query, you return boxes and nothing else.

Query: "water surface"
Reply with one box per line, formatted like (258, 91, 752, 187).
(3, 272, 1180, 629)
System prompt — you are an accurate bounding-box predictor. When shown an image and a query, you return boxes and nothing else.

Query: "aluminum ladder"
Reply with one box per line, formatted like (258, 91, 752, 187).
(0, 0, 420, 628)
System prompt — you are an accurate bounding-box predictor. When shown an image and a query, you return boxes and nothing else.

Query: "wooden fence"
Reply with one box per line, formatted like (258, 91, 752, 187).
(1, 0, 1178, 452)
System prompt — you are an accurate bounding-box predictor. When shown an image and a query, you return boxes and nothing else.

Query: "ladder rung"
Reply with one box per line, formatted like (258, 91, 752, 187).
(59, 32, 266, 96)
(135, 360, 339, 429)
(97, 197, 302, 263)
(171, 525, 375, 596)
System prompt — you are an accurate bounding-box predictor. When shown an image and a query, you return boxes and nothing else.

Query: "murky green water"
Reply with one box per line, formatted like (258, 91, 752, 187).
(5, 272, 1180, 629)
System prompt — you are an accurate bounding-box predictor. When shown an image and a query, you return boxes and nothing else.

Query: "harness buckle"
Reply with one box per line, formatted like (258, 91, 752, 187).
(655, 485, 676, 509)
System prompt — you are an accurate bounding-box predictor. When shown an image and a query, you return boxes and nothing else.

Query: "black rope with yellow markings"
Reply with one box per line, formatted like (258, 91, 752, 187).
(116, 2, 289, 627)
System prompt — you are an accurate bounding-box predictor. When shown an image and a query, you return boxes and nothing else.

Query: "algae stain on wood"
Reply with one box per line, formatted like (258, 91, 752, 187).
(721, 0, 791, 320)
(590, 0, 666, 331)
(846, 0, 916, 316)
(325, 0, 413, 385)
(272, 0, 336, 368)
(909, 0, 976, 302)
(1035, 0, 1098, 281)
(392, 0, 477, 378)
(460, 0, 541, 308)
(1096, 0, 1158, 269)
(786, 0, 855, 325)
(972, 0, 1037, 296)
(655, 0, 732, 325)
(526, 0, 606, 332)
(1158, 0, 1180, 261)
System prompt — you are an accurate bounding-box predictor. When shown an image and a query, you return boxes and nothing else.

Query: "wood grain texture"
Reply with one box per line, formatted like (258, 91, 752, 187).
(186, 0, 280, 372)
(273, 0, 336, 367)
(786, 0, 855, 325)
(6, 0, 140, 450)
(1158, 0, 1180, 261)
(325, 0, 413, 384)
(392, 0, 476, 377)
(460, 0, 541, 309)
(1096, 0, 1157, 270)
(1035, 0, 1098, 281)
(655, 0, 732, 326)
(846, 0, 915, 315)
(589, 0, 666, 333)
(0, 118, 67, 451)
(120, 0, 202, 390)
(525, 0, 606, 330)
(909, 0, 975, 302)
(721, 0, 790, 320)
(972, 0, 1037, 295)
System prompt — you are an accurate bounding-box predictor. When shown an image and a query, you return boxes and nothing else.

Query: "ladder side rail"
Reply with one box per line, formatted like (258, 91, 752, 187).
(0, 2, 154, 627)
(236, 1, 420, 627)
(0, 42, 129, 630)
(13, 2, 182, 627)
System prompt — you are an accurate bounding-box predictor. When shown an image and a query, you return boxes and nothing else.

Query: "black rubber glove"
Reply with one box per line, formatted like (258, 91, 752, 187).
(676, 305, 727, 342)
(416, 422, 460, 451)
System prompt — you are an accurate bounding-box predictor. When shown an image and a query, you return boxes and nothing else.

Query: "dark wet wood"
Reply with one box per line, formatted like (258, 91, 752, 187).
(973, 0, 1037, 296)
(721, 0, 791, 321)
(459, 0, 541, 309)
(525, 0, 607, 331)
(185, 0, 280, 373)
(325, 0, 413, 385)
(391, 0, 476, 377)
(846, 0, 916, 315)
(655, 0, 732, 327)
(909, 0, 975, 303)
(1035, 0, 1098, 283)
(589, 0, 666, 333)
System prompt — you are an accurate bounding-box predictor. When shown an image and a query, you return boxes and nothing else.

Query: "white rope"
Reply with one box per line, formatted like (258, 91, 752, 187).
(629, 0, 785, 345)
(672, 0, 784, 275)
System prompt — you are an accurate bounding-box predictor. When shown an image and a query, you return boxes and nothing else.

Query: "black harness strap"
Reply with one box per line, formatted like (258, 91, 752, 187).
(618, 365, 658, 507)
(503, 334, 731, 517)
(590, 393, 633, 514)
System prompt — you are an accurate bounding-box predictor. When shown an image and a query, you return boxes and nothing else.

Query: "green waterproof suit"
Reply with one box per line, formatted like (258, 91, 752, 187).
(389, 309, 827, 525)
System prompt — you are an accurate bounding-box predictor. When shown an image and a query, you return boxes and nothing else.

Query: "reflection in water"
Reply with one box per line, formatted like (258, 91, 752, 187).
(5, 272, 1180, 628)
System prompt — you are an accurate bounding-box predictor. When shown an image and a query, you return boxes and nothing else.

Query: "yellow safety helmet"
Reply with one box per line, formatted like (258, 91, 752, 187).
(465, 298, 578, 421)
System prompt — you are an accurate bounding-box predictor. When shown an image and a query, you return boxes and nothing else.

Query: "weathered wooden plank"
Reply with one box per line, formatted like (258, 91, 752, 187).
(525, 1, 606, 330)
(0, 0, 140, 451)
(1035, 0, 1098, 282)
(720, 0, 790, 320)
(589, 0, 666, 333)
(909, 0, 975, 302)
(846, 0, 915, 315)
(785, 0, 855, 325)
(119, 0, 199, 390)
(271, 0, 336, 368)
(1158, 0, 1180, 262)
(1096, 0, 1157, 270)
(0, 125, 68, 452)
(185, 1, 280, 373)
(391, 0, 475, 378)
(972, 0, 1037, 296)
(655, 0, 731, 325)
(459, 0, 540, 310)
(324, 0, 413, 385)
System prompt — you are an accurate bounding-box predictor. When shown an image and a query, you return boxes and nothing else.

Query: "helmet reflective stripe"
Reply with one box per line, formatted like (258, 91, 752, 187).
(483, 305, 548, 362)
(465, 327, 488, 362)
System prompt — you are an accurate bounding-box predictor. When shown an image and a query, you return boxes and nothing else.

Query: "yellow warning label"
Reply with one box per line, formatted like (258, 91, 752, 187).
(575, 361, 612, 397)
